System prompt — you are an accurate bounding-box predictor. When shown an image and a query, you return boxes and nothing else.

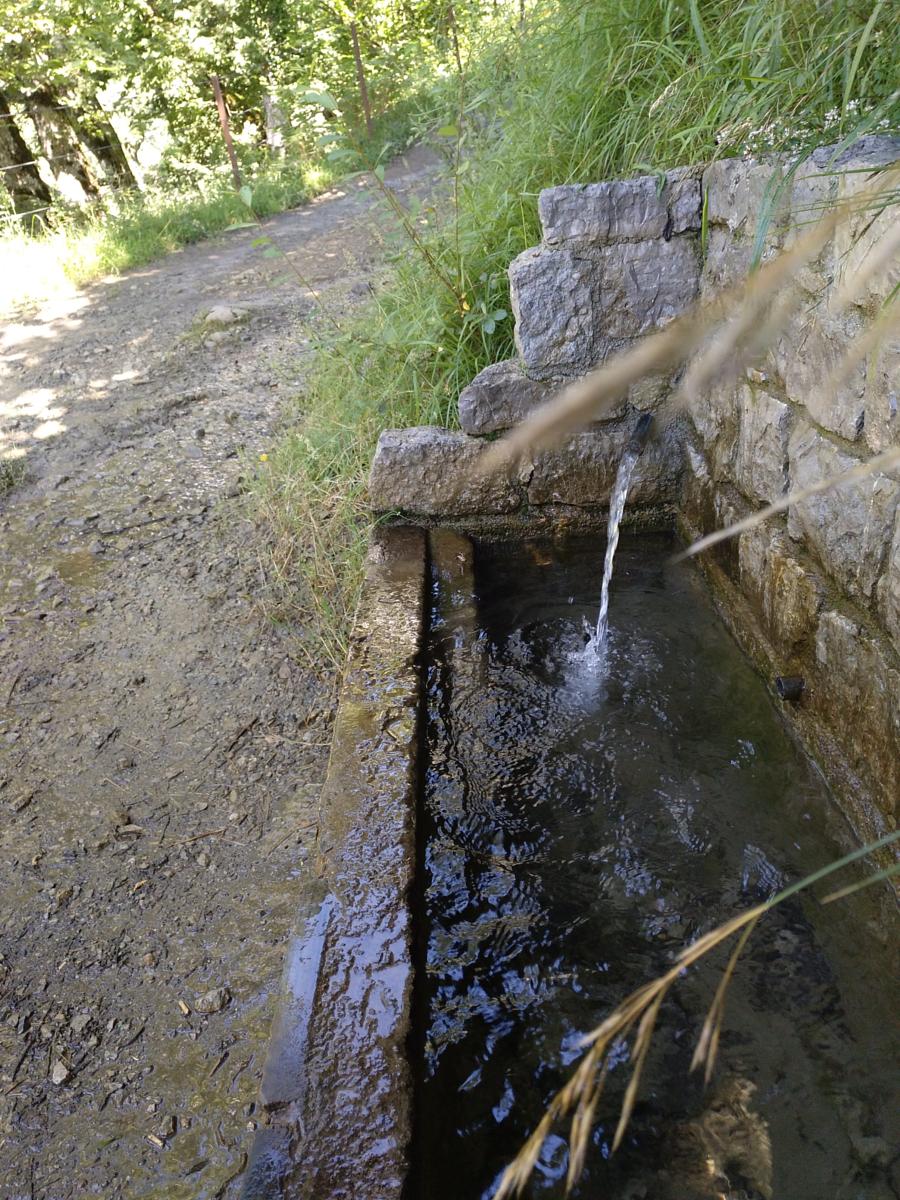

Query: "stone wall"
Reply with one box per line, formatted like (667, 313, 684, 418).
(368, 135, 899, 837)
(679, 137, 900, 842)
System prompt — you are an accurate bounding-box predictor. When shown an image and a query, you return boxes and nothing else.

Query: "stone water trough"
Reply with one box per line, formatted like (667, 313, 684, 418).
(243, 136, 900, 1198)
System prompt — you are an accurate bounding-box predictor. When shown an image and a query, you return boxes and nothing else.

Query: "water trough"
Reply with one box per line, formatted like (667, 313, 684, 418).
(244, 136, 900, 1198)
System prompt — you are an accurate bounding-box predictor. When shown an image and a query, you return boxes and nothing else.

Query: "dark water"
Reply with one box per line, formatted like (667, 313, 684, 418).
(416, 533, 899, 1200)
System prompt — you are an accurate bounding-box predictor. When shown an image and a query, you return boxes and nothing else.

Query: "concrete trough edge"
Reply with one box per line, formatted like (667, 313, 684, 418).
(243, 525, 427, 1200)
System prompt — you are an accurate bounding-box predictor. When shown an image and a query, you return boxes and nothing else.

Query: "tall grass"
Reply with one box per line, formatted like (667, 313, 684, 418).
(0, 160, 335, 315)
(259, 0, 899, 660)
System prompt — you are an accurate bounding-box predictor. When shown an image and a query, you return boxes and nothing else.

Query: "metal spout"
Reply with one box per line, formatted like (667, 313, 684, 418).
(626, 412, 654, 456)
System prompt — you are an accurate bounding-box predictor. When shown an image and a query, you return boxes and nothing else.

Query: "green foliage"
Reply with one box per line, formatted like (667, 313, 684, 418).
(0, 157, 331, 313)
(262, 0, 900, 659)
(1, 0, 501, 195)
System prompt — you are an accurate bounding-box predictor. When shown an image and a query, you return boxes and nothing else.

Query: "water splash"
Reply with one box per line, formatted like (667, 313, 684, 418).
(587, 448, 640, 660)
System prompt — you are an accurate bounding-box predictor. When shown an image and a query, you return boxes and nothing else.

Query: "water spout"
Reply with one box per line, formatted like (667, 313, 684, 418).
(592, 415, 654, 656)
(625, 411, 654, 456)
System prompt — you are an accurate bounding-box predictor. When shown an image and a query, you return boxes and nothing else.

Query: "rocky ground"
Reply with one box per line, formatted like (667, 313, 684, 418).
(0, 145, 440, 1200)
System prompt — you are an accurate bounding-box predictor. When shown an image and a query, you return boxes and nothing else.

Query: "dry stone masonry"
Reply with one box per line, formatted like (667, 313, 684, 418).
(368, 134, 900, 838)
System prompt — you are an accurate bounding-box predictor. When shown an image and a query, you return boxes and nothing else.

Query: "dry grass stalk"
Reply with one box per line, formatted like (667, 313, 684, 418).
(478, 164, 898, 478)
(492, 830, 899, 1200)
(676, 443, 900, 562)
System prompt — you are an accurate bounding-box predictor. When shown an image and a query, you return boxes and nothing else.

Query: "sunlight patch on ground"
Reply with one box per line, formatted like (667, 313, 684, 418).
(0, 386, 69, 458)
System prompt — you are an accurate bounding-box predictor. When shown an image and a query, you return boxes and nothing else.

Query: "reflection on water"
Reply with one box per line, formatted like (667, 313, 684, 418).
(417, 533, 899, 1200)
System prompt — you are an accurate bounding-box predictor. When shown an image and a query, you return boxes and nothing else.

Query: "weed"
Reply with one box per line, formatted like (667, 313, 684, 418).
(262, 0, 899, 663)
(0, 458, 26, 495)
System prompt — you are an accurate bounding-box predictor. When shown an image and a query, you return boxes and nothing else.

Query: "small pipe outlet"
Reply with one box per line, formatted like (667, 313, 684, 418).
(775, 675, 804, 702)
(626, 412, 654, 457)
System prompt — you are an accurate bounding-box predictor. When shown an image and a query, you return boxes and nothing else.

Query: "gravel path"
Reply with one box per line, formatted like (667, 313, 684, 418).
(0, 145, 440, 1200)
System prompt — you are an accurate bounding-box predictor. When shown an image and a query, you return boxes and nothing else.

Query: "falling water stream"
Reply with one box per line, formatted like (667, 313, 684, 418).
(591, 448, 639, 654)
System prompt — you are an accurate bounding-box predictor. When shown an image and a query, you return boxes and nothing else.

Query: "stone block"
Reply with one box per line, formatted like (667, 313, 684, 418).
(597, 239, 700, 342)
(738, 526, 823, 653)
(684, 374, 740, 481)
(768, 543, 824, 652)
(814, 610, 900, 817)
(704, 156, 789, 236)
(864, 333, 900, 454)
(526, 419, 682, 508)
(876, 512, 900, 650)
(368, 427, 520, 517)
(457, 359, 552, 436)
(774, 304, 866, 442)
(785, 136, 900, 301)
(701, 226, 753, 294)
(539, 169, 700, 245)
(734, 386, 792, 504)
(788, 422, 899, 600)
(737, 523, 771, 612)
(629, 370, 675, 411)
(510, 239, 699, 379)
(509, 246, 599, 378)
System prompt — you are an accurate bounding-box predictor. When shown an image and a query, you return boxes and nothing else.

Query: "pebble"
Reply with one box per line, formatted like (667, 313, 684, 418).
(50, 1060, 70, 1085)
(195, 987, 230, 1014)
(204, 305, 243, 326)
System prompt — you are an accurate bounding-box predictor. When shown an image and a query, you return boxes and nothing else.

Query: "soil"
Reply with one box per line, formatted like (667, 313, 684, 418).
(0, 145, 441, 1200)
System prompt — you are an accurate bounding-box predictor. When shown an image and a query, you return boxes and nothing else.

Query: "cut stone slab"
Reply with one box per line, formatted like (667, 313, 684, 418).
(526, 420, 683, 508)
(368, 427, 521, 517)
(814, 609, 900, 821)
(877, 512, 900, 651)
(864, 335, 900, 454)
(458, 359, 552, 436)
(247, 527, 426, 1200)
(508, 246, 599, 378)
(684, 375, 740, 482)
(773, 305, 866, 442)
(538, 169, 700, 246)
(510, 238, 700, 380)
(703, 156, 789, 238)
(734, 385, 792, 505)
(738, 526, 823, 654)
(788, 422, 900, 601)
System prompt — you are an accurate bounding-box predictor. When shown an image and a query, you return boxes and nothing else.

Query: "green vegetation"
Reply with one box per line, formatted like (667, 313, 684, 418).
(0, 159, 334, 312)
(0, 0, 498, 308)
(260, 0, 899, 659)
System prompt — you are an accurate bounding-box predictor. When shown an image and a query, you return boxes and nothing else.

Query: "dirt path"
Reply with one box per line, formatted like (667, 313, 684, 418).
(0, 146, 440, 1200)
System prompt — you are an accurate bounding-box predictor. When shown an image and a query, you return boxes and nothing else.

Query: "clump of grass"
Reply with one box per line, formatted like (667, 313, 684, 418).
(0, 158, 336, 316)
(262, 0, 899, 662)
(0, 458, 27, 496)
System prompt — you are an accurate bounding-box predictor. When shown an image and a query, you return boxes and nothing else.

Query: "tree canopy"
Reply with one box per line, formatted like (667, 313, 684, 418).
(1, 0, 497, 219)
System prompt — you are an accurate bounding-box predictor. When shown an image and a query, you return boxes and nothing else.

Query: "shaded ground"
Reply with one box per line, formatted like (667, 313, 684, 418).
(0, 145, 440, 1199)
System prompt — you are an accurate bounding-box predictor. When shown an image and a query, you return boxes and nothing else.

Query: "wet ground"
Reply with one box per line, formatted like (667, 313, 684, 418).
(0, 146, 440, 1199)
(419, 533, 899, 1200)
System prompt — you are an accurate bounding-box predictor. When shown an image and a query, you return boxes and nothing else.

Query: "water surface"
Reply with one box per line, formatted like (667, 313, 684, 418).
(417, 533, 898, 1200)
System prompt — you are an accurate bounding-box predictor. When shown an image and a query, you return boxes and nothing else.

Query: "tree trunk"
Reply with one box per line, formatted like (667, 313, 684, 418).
(75, 101, 137, 191)
(263, 94, 285, 156)
(26, 88, 101, 201)
(0, 91, 53, 228)
(349, 21, 373, 138)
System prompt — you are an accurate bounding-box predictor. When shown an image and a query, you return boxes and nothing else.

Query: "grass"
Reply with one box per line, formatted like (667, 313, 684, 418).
(0, 458, 27, 495)
(0, 160, 334, 316)
(259, 0, 900, 660)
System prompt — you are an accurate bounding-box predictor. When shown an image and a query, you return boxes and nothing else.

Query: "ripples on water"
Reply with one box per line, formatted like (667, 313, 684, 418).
(416, 533, 898, 1200)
